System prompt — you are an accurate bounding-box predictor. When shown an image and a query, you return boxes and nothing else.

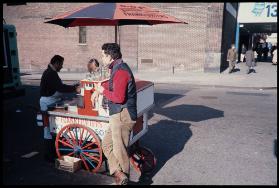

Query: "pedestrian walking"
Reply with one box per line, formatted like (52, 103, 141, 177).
(256, 43, 263, 61)
(263, 42, 269, 60)
(272, 47, 277, 65)
(245, 46, 256, 74)
(240, 44, 247, 62)
(227, 44, 238, 73)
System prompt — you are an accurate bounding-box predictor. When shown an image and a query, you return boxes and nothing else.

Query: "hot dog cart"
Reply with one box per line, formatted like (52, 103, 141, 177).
(39, 78, 156, 174)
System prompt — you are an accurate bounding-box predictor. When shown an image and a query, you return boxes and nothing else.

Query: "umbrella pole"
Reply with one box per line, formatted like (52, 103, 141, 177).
(118, 26, 121, 48)
(115, 25, 120, 48)
(115, 25, 117, 44)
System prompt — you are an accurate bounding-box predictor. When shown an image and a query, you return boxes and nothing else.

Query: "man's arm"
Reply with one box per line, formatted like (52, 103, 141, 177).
(52, 73, 76, 93)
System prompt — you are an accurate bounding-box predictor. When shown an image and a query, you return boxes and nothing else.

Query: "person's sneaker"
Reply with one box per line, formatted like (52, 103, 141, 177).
(114, 170, 128, 185)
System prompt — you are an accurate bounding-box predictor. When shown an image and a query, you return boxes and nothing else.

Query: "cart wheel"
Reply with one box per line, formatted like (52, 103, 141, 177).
(55, 124, 102, 173)
(130, 146, 156, 174)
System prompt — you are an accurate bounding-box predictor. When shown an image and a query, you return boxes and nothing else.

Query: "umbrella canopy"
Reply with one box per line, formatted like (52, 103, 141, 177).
(45, 3, 187, 27)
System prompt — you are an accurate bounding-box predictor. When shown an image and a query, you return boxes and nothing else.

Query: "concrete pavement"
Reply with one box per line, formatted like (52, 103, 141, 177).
(21, 61, 277, 89)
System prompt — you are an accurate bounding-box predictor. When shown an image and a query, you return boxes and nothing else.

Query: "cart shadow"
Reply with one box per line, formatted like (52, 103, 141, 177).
(129, 119, 192, 185)
(155, 104, 224, 122)
(129, 104, 224, 184)
(148, 93, 224, 122)
(147, 92, 185, 120)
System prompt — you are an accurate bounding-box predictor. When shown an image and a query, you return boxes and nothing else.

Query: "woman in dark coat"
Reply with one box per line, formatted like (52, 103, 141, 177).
(245, 46, 256, 74)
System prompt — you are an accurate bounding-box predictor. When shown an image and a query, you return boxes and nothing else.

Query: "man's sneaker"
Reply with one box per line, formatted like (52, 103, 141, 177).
(114, 170, 128, 185)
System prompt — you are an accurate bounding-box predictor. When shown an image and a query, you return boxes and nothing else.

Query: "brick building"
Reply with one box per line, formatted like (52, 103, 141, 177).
(3, 3, 238, 73)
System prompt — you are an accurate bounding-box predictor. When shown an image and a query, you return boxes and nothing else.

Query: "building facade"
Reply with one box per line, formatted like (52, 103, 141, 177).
(3, 3, 238, 73)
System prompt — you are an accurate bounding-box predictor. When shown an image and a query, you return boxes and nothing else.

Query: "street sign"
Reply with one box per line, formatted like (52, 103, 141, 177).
(238, 2, 277, 23)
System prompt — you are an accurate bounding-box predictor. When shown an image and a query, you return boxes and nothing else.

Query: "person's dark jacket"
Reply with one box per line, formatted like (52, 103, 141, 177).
(40, 65, 76, 97)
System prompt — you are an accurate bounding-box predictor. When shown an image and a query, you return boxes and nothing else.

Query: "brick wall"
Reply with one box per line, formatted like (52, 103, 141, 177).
(119, 25, 138, 71)
(139, 3, 204, 72)
(137, 3, 225, 73)
(3, 3, 227, 73)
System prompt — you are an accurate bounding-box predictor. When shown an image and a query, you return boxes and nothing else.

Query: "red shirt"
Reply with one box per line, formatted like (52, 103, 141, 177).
(102, 60, 130, 104)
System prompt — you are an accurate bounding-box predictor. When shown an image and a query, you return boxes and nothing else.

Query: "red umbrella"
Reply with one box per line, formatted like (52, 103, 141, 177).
(45, 3, 187, 43)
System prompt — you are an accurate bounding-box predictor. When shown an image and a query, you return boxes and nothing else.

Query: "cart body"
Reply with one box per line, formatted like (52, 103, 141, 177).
(48, 80, 154, 146)
(44, 79, 156, 174)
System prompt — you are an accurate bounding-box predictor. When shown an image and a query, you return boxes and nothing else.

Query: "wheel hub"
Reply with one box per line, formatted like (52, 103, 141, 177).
(74, 146, 82, 154)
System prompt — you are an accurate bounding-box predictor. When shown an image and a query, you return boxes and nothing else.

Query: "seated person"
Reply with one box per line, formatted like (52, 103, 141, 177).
(39, 54, 81, 162)
(40, 55, 81, 111)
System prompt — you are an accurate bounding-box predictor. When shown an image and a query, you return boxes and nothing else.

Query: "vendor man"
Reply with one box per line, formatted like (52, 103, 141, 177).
(93, 43, 137, 185)
(39, 54, 80, 161)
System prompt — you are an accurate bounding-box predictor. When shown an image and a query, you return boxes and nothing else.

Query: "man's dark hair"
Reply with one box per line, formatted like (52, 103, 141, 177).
(50, 55, 64, 65)
(101, 43, 122, 60)
(88, 58, 100, 67)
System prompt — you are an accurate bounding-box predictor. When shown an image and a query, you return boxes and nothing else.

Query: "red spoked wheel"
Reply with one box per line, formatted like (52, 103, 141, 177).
(130, 146, 156, 174)
(55, 124, 102, 173)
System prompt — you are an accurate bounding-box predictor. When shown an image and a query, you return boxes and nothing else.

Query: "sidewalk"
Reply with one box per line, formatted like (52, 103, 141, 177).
(21, 62, 277, 89)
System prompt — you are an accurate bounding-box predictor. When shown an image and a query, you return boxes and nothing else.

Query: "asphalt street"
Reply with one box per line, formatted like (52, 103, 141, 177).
(2, 80, 277, 185)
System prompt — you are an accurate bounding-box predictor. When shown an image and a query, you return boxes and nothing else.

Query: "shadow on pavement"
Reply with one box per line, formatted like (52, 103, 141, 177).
(154, 93, 185, 108)
(148, 93, 185, 120)
(130, 103, 224, 184)
(150, 93, 224, 122)
(155, 104, 224, 122)
(130, 119, 192, 185)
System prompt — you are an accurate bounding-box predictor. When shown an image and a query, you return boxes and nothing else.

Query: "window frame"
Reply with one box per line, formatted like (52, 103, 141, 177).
(78, 26, 87, 44)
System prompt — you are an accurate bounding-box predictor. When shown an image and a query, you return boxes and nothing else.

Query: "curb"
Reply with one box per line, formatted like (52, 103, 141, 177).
(155, 82, 277, 90)
(21, 78, 277, 90)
